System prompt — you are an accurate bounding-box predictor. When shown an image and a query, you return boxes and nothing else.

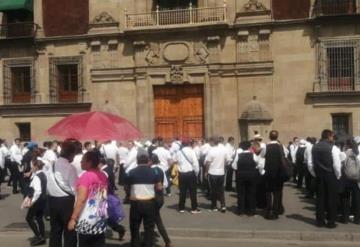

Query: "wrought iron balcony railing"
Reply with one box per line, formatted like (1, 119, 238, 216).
(125, 3, 227, 29)
(0, 22, 36, 38)
(313, 0, 359, 16)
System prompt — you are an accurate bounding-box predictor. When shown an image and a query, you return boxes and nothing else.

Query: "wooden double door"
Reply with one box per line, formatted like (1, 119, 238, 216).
(154, 84, 204, 141)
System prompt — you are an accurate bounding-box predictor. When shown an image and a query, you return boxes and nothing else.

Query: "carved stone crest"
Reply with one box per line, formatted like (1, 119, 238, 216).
(244, 0, 268, 12)
(92, 12, 117, 24)
(145, 43, 160, 65)
(170, 65, 184, 84)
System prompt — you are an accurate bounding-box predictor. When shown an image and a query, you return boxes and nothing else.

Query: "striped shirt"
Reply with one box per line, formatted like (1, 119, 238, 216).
(126, 165, 161, 201)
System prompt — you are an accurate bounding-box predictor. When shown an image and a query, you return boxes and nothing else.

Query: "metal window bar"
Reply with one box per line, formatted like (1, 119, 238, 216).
(314, 0, 356, 16)
(318, 40, 359, 92)
(125, 5, 226, 28)
(49, 56, 83, 103)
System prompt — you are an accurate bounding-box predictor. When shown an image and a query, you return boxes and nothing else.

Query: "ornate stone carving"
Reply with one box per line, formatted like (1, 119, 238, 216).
(170, 65, 184, 84)
(194, 43, 209, 64)
(145, 43, 160, 65)
(163, 42, 190, 62)
(92, 12, 116, 24)
(243, 0, 268, 12)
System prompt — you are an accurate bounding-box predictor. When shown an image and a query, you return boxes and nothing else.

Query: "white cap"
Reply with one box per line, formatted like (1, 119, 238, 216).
(254, 134, 262, 140)
(354, 136, 360, 144)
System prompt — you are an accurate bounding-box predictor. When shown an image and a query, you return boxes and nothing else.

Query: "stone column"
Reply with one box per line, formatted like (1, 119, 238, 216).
(35, 45, 48, 103)
(33, 0, 44, 38)
(135, 73, 152, 139)
(207, 70, 223, 136)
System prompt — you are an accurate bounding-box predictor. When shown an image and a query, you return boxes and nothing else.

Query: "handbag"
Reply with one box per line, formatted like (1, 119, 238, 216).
(107, 194, 125, 224)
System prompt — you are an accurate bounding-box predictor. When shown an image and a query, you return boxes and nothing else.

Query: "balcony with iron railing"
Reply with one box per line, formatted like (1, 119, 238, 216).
(0, 22, 36, 39)
(313, 0, 360, 16)
(125, 2, 227, 30)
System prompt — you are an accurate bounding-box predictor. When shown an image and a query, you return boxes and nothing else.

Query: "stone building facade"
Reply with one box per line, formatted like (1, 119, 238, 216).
(0, 0, 359, 143)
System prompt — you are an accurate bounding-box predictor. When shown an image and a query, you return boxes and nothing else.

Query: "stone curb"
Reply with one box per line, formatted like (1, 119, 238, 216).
(166, 228, 360, 242)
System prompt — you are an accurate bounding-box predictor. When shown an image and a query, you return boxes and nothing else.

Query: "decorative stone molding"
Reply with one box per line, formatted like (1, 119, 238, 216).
(243, 0, 268, 12)
(170, 65, 184, 84)
(194, 42, 209, 64)
(88, 12, 119, 34)
(236, 28, 271, 62)
(163, 42, 190, 63)
(92, 12, 117, 25)
(145, 43, 160, 65)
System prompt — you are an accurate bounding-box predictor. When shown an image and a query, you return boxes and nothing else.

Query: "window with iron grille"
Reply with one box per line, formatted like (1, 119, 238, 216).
(318, 39, 360, 92)
(49, 56, 83, 103)
(16, 122, 31, 142)
(332, 113, 352, 142)
(3, 58, 35, 104)
(315, 0, 356, 16)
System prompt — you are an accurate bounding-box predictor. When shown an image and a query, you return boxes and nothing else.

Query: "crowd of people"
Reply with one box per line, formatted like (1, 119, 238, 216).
(0, 129, 359, 247)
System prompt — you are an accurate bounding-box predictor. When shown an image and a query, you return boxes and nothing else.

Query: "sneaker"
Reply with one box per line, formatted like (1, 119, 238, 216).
(166, 193, 172, 197)
(179, 210, 185, 213)
(191, 209, 202, 214)
(208, 208, 218, 212)
(118, 229, 126, 241)
(220, 207, 226, 213)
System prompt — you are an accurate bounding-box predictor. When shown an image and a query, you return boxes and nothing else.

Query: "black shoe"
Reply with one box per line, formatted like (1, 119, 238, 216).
(265, 211, 275, 220)
(326, 222, 337, 229)
(118, 229, 126, 241)
(316, 220, 326, 228)
(12, 190, 19, 194)
(31, 237, 46, 246)
(340, 216, 349, 224)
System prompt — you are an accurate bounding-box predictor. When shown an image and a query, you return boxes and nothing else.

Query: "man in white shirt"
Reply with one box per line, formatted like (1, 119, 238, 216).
(205, 137, 231, 213)
(46, 140, 78, 247)
(42, 141, 58, 173)
(173, 139, 200, 214)
(10, 138, 23, 194)
(71, 141, 84, 177)
(153, 138, 173, 196)
(100, 140, 119, 169)
(123, 141, 138, 203)
(225, 137, 236, 191)
(117, 141, 129, 186)
(290, 137, 299, 183)
(312, 130, 342, 228)
(170, 138, 181, 157)
(199, 138, 213, 197)
(304, 137, 316, 199)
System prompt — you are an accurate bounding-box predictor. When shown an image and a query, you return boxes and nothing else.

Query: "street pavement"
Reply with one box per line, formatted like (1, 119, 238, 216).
(1, 182, 360, 246)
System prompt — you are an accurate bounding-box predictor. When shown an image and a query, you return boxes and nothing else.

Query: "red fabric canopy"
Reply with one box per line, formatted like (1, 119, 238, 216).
(47, 111, 142, 141)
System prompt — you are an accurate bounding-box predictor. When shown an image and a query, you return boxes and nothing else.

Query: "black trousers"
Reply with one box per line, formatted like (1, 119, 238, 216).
(305, 170, 315, 197)
(340, 178, 360, 222)
(315, 172, 338, 224)
(209, 175, 225, 209)
(178, 172, 198, 211)
(265, 178, 283, 215)
(155, 209, 171, 245)
(236, 177, 258, 215)
(130, 200, 156, 247)
(225, 166, 234, 191)
(26, 198, 46, 238)
(49, 196, 77, 247)
(10, 162, 25, 193)
(165, 170, 172, 194)
(78, 234, 105, 247)
(118, 164, 125, 186)
(296, 164, 306, 188)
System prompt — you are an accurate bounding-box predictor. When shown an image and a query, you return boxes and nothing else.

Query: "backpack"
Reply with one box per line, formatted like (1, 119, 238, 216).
(343, 151, 360, 181)
(296, 147, 306, 166)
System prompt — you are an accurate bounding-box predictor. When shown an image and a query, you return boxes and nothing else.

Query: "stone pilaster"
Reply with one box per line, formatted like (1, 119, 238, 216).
(207, 36, 221, 64)
(135, 73, 152, 139)
(133, 41, 147, 67)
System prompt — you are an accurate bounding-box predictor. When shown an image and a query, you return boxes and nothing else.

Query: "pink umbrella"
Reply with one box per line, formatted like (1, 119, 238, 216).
(47, 111, 142, 141)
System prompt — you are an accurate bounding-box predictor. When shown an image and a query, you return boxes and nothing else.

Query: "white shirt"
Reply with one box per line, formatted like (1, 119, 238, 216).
(205, 144, 230, 176)
(72, 153, 84, 176)
(22, 147, 29, 156)
(290, 144, 298, 163)
(332, 145, 342, 180)
(304, 142, 315, 177)
(231, 148, 244, 170)
(173, 147, 200, 175)
(193, 145, 201, 160)
(200, 143, 211, 157)
(100, 143, 119, 164)
(117, 146, 129, 164)
(29, 170, 44, 205)
(152, 164, 169, 189)
(124, 146, 138, 173)
(47, 157, 78, 197)
(153, 146, 172, 172)
(0, 145, 10, 158)
(10, 144, 22, 164)
(225, 143, 236, 166)
(42, 149, 57, 172)
(170, 141, 181, 156)
(0, 147, 4, 169)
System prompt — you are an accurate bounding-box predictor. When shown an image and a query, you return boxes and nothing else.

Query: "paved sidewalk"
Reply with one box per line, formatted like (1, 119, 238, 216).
(1, 182, 360, 245)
